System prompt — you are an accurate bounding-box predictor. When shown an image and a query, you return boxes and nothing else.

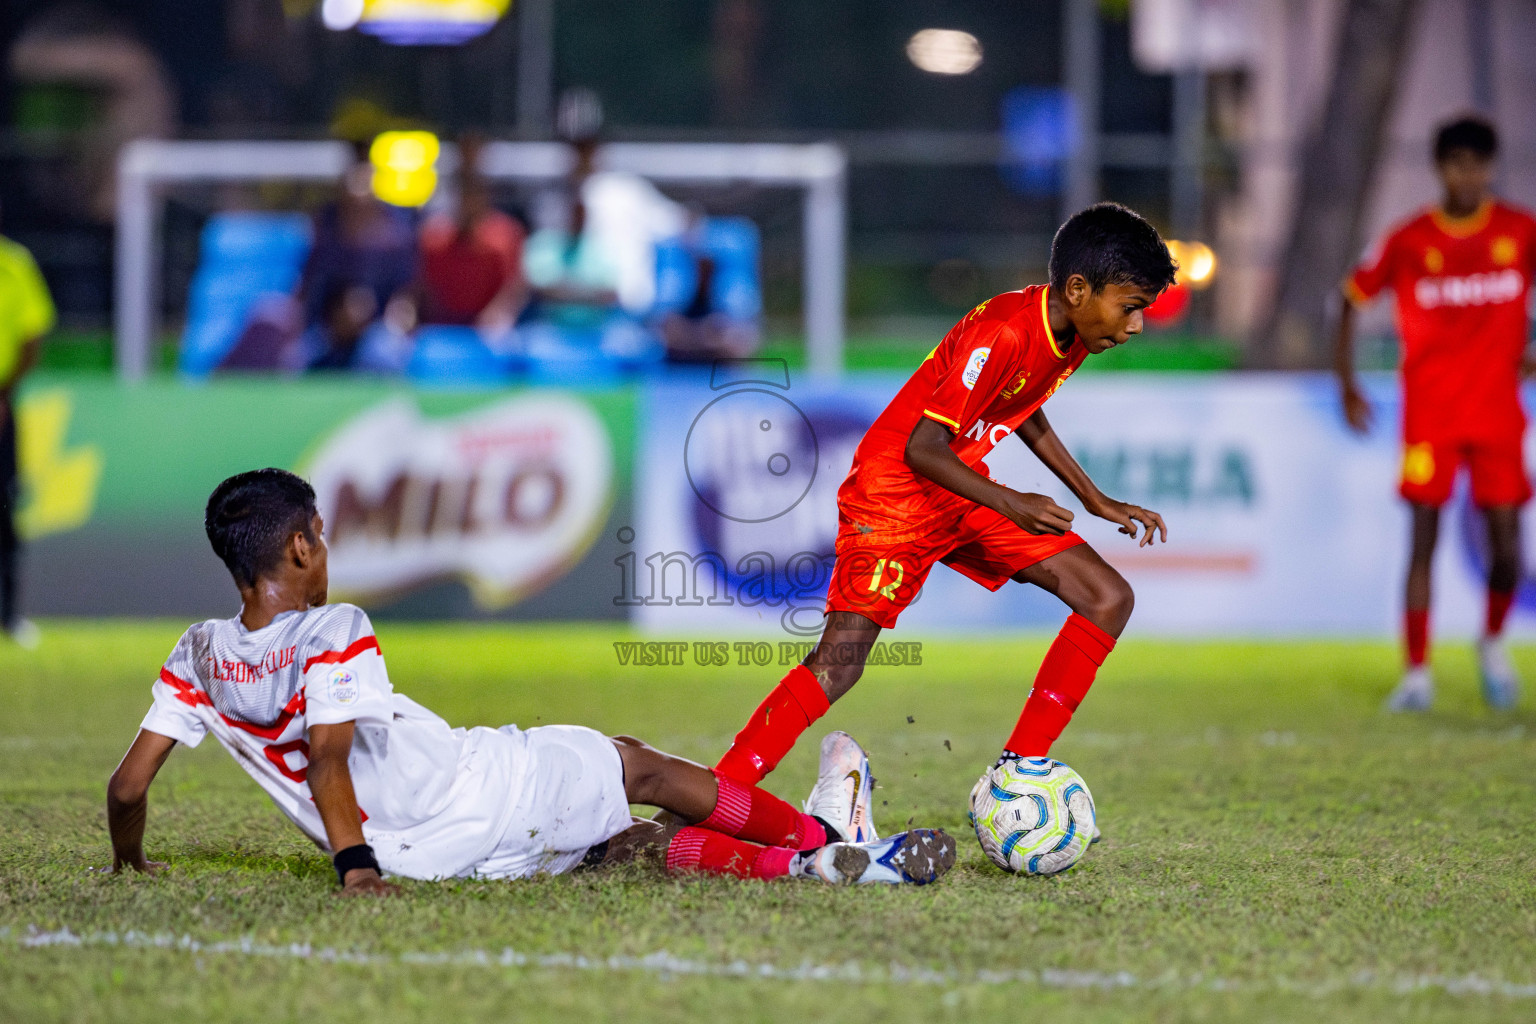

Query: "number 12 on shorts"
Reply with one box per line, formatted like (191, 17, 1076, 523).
(868, 558, 904, 600)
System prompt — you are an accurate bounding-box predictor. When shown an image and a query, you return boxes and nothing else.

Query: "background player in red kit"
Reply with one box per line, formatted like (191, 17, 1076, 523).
(1335, 116, 1536, 712)
(713, 203, 1177, 800)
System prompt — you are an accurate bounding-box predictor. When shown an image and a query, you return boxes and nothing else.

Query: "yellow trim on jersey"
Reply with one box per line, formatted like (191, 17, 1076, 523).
(1341, 276, 1370, 307)
(922, 409, 960, 431)
(922, 343, 939, 362)
(1040, 286, 1065, 359)
(1430, 199, 1493, 239)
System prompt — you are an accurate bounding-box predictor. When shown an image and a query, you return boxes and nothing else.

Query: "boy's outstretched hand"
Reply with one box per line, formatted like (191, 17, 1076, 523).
(1086, 496, 1167, 547)
(339, 868, 401, 897)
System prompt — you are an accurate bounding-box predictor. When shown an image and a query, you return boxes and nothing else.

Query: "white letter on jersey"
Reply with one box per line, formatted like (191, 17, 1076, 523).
(965, 419, 989, 441)
(989, 423, 1012, 445)
(962, 347, 991, 390)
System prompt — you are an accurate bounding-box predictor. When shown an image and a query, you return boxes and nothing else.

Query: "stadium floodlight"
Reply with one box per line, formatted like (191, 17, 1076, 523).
(906, 29, 983, 75)
(114, 138, 846, 381)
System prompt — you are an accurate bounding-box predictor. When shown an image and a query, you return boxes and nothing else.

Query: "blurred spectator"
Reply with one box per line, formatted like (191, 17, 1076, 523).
(524, 191, 623, 331)
(530, 89, 686, 317)
(0, 205, 56, 648)
(303, 283, 377, 371)
(298, 145, 417, 371)
(418, 137, 528, 334)
(660, 211, 761, 363)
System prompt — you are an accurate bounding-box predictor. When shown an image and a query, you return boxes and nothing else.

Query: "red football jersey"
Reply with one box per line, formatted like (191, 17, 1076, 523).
(1346, 200, 1536, 441)
(837, 285, 1088, 532)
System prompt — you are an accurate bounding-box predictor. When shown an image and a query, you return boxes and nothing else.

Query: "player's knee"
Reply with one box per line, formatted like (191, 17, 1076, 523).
(1487, 526, 1520, 562)
(1082, 572, 1134, 636)
(1489, 550, 1521, 588)
(614, 742, 666, 804)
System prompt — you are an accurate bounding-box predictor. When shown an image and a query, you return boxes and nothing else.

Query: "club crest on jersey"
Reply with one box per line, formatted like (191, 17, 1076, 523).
(1002, 372, 1030, 399)
(962, 347, 991, 390)
(328, 668, 359, 706)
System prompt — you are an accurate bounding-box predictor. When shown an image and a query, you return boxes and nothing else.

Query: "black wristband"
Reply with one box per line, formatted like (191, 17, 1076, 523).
(333, 843, 381, 886)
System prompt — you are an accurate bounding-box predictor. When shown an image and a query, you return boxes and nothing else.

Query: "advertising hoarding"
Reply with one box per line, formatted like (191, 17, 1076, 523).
(18, 378, 633, 620)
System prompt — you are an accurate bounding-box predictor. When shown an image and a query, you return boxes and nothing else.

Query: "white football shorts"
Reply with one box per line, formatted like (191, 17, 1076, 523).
(473, 724, 634, 879)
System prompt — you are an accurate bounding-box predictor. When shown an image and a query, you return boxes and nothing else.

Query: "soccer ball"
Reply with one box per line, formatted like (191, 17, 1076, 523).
(968, 756, 1095, 875)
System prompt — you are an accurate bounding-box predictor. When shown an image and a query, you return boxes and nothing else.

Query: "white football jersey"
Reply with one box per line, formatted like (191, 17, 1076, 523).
(142, 604, 532, 880)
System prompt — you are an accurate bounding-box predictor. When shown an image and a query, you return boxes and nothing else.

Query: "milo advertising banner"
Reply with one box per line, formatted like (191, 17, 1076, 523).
(17, 378, 633, 619)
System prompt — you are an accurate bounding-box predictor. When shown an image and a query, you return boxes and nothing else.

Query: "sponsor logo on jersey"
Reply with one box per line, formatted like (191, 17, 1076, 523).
(1413, 268, 1524, 310)
(964, 298, 991, 323)
(1043, 368, 1075, 401)
(328, 667, 359, 706)
(1002, 372, 1030, 399)
(964, 418, 1015, 445)
(962, 347, 991, 390)
(303, 395, 613, 609)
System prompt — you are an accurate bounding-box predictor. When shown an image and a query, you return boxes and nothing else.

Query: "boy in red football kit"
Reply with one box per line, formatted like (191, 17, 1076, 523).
(714, 203, 1176, 792)
(1335, 116, 1536, 711)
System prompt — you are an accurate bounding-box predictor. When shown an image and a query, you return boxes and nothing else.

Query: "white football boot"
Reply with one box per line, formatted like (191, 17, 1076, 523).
(1386, 666, 1434, 712)
(791, 830, 956, 885)
(1478, 636, 1520, 710)
(803, 730, 879, 843)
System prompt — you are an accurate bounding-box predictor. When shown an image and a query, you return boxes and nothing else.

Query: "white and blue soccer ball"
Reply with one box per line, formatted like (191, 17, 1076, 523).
(968, 757, 1095, 876)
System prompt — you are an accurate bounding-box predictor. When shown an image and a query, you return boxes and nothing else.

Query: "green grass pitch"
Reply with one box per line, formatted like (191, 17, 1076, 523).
(5, 622, 1536, 1023)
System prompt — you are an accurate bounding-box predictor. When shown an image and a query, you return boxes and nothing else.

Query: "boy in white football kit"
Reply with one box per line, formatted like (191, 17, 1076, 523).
(107, 469, 955, 893)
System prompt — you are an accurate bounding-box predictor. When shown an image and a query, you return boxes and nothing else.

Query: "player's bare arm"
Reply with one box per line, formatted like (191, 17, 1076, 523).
(1016, 409, 1166, 546)
(905, 416, 1075, 536)
(104, 728, 176, 876)
(1332, 292, 1373, 433)
(308, 721, 400, 896)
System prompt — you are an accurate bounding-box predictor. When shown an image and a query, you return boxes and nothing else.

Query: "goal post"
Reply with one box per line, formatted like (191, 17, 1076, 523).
(114, 138, 847, 381)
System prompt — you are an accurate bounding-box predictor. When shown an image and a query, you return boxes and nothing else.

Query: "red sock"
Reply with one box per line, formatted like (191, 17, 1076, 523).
(664, 826, 797, 880)
(701, 772, 828, 850)
(715, 665, 830, 785)
(1486, 589, 1515, 637)
(1004, 614, 1115, 757)
(1405, 608, 1429, 667)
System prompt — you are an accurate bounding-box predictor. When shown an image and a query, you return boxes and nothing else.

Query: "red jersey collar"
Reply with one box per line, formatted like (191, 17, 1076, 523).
(1430, 199, 1494, 239)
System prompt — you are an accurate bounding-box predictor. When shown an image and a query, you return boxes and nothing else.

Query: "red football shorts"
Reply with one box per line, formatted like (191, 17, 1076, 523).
(1399, 433, 1532, 508)
(825, 503, 1085, 629)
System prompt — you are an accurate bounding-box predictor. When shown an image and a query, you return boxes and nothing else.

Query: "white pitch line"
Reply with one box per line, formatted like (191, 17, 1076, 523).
(7, 927, 1536, 1000)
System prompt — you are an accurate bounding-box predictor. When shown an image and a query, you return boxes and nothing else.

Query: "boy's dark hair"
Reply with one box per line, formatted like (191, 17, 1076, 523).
(1434, 116, 1498, 162)
(205, 469, 318, 589)
(1049, 202, 1178, 295)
